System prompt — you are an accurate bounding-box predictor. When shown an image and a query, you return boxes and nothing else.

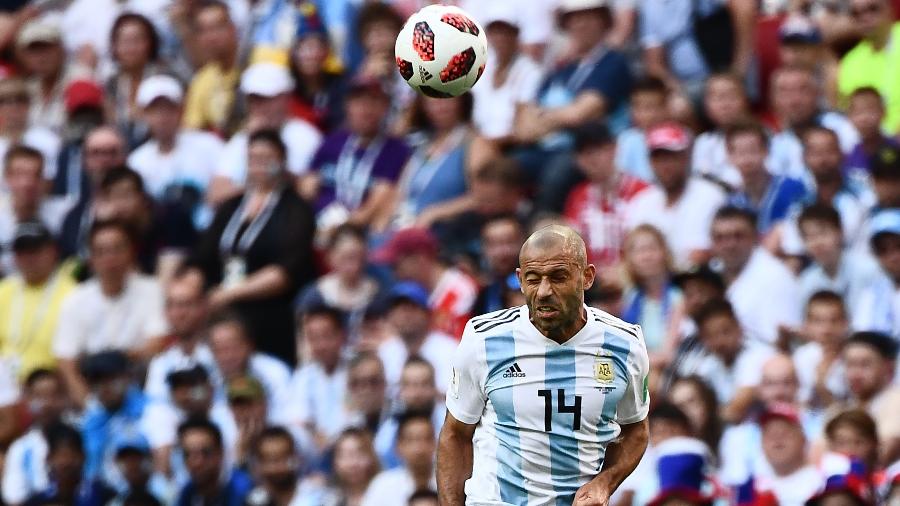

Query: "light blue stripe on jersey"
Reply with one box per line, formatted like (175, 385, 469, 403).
(485, 334, 528, 505)
(598, 330, 633, 459)
(544, 345, 581, 506)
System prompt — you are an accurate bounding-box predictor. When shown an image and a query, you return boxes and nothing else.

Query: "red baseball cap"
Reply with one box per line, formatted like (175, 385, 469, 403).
(758, 402, 802, 427)
(64, 79, 104, 113)
(371, 228, 438, 264)
(647, 122, 693, 153)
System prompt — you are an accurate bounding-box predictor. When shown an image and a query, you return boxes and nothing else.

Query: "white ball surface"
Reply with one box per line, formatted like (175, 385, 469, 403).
(394, 4, 488, 98)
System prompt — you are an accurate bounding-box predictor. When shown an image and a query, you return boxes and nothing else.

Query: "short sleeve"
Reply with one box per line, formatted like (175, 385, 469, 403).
(445, 322, 487, 424)
(616, 327, 651, 425)
(52, 292, 83, 360)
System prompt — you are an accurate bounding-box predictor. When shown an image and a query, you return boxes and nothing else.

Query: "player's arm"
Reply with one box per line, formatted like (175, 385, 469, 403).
(437, 411, 476, 506)
(574, 418, 649, 506)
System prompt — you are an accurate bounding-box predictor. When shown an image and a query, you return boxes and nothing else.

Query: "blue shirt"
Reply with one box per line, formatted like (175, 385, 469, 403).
(728, 175, 810, 233)
(176, 469, 254, 506)
(81, 386, 148, 487)
(616, 128, 654, 182)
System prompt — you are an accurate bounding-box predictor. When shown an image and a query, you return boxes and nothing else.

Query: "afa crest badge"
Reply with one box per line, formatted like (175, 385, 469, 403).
(594, 357, 614, 384)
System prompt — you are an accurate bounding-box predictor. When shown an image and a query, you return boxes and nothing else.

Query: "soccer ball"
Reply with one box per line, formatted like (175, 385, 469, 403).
(394, 4, 488, 98)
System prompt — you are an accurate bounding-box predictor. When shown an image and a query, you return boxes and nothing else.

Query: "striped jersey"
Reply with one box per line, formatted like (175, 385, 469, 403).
(446, 305, 650, 506)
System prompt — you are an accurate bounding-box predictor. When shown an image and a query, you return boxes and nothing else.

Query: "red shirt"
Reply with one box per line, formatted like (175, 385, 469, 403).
(430, 268, 478, 340)
(564, 174, 650, 268)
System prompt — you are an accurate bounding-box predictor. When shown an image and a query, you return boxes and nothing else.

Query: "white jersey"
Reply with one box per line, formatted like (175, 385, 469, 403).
(446, 305, 651, 506)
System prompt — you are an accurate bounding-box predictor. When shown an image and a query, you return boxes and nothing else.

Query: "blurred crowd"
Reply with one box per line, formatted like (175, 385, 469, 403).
(3, 0, 900, 505)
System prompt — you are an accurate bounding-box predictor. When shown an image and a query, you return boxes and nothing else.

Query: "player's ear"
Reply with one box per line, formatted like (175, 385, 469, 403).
(516, 268, 524, 293)
(583, 264, 596, 291)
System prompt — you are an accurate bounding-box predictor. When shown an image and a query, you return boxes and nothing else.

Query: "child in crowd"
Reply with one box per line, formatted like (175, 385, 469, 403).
(615, 77, 669, 182)
(692, 73, 754, 189)
(791, 290, 849, 408)
(845, 87, 899, 178)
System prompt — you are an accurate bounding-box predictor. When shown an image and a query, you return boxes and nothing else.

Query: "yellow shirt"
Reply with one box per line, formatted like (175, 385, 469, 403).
(182, 63, 240, 133)
(839, 22, 900, 135)
(0, 271, 76, 380)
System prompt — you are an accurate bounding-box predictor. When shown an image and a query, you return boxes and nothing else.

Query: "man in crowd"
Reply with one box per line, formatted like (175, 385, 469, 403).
(226, 375, 270, 470)
(345, 353, 389, 438)
(363, 412, 437, 506)
(0, 76, 60, 181)
(175, 418, 253, 506)
(753, 404, 822, 504)
(472, 215, 525, 315)
(246, 426, 310, 506)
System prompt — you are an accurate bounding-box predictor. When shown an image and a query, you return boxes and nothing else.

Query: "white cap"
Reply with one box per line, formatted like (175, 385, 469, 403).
(481, 2, 520, 29)
(136, 74, 183, 107)
(16, 19, 61, 48)
(558, 0, 608, 14)
(240, 62, 294, 97)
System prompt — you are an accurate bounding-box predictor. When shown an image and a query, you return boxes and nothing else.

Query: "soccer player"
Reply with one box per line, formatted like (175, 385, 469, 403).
(437, 225, 651, 505)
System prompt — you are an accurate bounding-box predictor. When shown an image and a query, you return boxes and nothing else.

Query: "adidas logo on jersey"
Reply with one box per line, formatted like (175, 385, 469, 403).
(503, 363, 526, 378)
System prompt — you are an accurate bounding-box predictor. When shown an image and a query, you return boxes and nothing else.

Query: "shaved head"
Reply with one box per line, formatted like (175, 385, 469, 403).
(759, 354, 799, 404)
(520, 225, 587, 269)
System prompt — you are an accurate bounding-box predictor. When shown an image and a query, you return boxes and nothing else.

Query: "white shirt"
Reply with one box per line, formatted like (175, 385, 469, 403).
(0, 127, 62, 180)
(769, 112, 860, 188)
(217, 119, 323, 185)
(460, 0, 555, 46)
(471, 55, 542, 139)
(756, 466, 822, 506)
(792, 342, 847, 405)
(361, 467, 437, 506)
(691, 131, 743, 189)
(688, 341, 775, 402)
(1, 428, 48, 504)
(447, 306, 650, 505)
(626, 177, 727, 269)
(53, 273, 168, 359)
(282, 361, 349, 442)
(798, 252, 888, 327)
(378, 331, 458, 396)
(247, 353, 292, 412)
(144, 342, 219, 402)
(726, 248, 802, 343)
(0, 195, 72, 275)
(0, 357, 17, 407)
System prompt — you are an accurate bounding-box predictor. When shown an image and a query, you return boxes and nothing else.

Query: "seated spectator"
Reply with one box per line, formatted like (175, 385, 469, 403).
(48, 80, 108, 200)
(626, 122, 727, 269)
(844, 87, 899, 179)
(725, 122, 809, 236)
(288, 10, 347, 132)
(361, 412, 436, 506)
(345, 353, 390, 437)
(325, 429, 381, 506)
(470, 7, 542, 145)
(128, 74, 223, 229)
(296, 225, 380, 332)
(842, 332, 900, 464)
(752, 404, 822, 505)
(692, 73, 754, 189)
(513, 1, 632, 213)
(823, 409, 880, 477)
(107, 433, 165, 505)
(300, 76, 409, 235)
(371, 228, 477, 339)
(144, 269, 218, 403)
(181, 1, 241, 135)
(211, 63, 322, 205)
(378, 94, 474, 232)
(225, 376, 269, 470)
(710, 206, 802, 344)
(838, 0, 900, 135)
(797, 204, 888, 326)
(0, 146, 71, 274)
(0, 76, 61, 182)
(792, 291, 850, 407)
(665, 266, 727, 383)
(95, 167, 197, 278)
(620, 225, 683, 372)
(193, 130, 316, 366)
(768, 65, 859, 184)
(207, 312, 291, 412)
(1, 369, 67, 505)
(53, 219, 168, 406)
(0, 221, 75, 379)
(861, 209, 900, 335)
(565, 123, 650, 272)
(375, 358, 445, 469)
(777, 15, 838, 109)
(175, 418, 253, 506)
(667, 377, 722, 461)
(615, 77, 669, 182)
(377, 282, 458, 395)
(353, 3, 412, 125)
(284, 305, 349, 452)
(78, 351, 151, 488)
(23, 422, 114, 506)
(105, 13, 170, 148)
(472, 215, 525, 315)
(246, 426, 322, 506)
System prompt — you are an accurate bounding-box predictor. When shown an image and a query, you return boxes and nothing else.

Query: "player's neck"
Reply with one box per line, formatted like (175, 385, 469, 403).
(539, 307, 588, 344)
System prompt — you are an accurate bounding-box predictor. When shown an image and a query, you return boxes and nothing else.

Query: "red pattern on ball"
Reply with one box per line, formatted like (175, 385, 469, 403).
(412, 21, 435, 61)
(440, 13, 480, 36)
(397, 58, 414, 81)
(439, 47, 476, 83)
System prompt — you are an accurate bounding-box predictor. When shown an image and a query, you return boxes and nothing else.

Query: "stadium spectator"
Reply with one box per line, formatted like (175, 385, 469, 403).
(472, 215, 525, 315)
(181, 1, 241, 135)
(288, 6, 347, 132)
(777, 15, 838, 109)
(0, 76, 60, 181)
(754, 404, 821, 505)
(408, 489, 440, 506)
(174, 417, 253, 506)
(710, 206, 802, 344)
(845, 87, 899, 178)
(49, 80, 108, 199)
(838, 0, 900, 135)
(193, 130, 316, 366)
(792, 291, 850, 407)
(327, 428, 381, 506)
(665, 266, 727, 386)
(300, 75, 408, 235)
(565, 123, 650, 271)
(127, 74, 223, 229)
(345, 353, 389, 437)
(823, 409, 881, 474)
(627, 122, 727, 269)
(615, 77, 669, 182)
(870, 145, 900, 212)
(354, 2, 410, 121)
(863, 209, 900, 335)
(107, 433, 162, 505)
(667, 376, 723, 461)
(1, 369, 67, 505)
(54, 219, 167, 406)
(692, 73, 754, 189)
(361, 412, 437, 506)
(225, 375, 269, 470)
(371, 227, 477, 339)
(246, 426, 317, 506)
(211, 62, 322, 205)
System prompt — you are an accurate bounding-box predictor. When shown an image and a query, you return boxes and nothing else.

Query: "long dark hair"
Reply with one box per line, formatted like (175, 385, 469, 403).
(407, 92, 474, 133)
(110, 13, 161, 64)
(670, 375, 723, 457)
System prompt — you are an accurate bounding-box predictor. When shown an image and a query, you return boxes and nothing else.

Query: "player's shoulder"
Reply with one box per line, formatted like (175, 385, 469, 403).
(464, 306, 524, 336)
(586, 306, 644, 343)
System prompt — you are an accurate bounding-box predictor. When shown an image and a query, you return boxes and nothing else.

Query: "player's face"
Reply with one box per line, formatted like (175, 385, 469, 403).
(518, 243, 594, 340)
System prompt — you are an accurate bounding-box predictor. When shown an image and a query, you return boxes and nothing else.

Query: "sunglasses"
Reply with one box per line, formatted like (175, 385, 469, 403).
(852, 2, 884, 17)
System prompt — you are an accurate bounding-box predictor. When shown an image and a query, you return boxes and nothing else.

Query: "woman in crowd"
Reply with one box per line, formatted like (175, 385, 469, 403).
(193, 130, 316, 366)
(668, 375, 724, 459)
(289, 22, 346, 133)
(621, 224, 684, 372)
(691, 73, 754, 190)
(321, 428, 381, 506)
(106, 13, 169, 148)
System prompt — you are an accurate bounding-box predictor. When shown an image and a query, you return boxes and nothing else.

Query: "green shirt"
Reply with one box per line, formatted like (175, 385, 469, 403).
(840, 22, 900, 135)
